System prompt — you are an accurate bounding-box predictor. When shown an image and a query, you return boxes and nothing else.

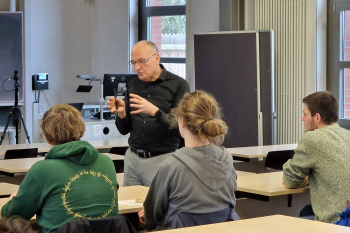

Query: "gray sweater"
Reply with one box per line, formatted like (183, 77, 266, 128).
(283, 123, 350, 223)
(143, 145, 237, 230)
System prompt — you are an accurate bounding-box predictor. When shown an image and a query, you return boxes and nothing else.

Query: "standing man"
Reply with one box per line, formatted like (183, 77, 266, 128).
(107, 40, 190, 186)
(283, 91, 350, 223)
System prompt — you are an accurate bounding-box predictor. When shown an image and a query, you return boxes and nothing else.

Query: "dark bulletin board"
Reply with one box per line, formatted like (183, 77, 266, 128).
(194, 31, 274, 148)
(0, 12, 24, 105)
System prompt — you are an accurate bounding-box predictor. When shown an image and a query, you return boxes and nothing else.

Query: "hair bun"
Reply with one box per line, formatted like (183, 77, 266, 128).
(201, 118, 228, 138)
(205, 118, 213, 122)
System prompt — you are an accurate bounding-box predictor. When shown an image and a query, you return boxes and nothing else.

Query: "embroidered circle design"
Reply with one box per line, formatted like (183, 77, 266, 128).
(61, 170, 116, 219)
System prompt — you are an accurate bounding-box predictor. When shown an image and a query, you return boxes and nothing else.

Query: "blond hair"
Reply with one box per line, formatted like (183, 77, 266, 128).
(40, 104, 85, 145)
(172, 90, 228, 146)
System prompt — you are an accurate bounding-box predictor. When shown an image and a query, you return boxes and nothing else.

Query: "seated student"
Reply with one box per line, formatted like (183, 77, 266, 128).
(0, 216, 37, 233)
(334, 199, 350, 227)
(1, 104, 119, 233)
(283, 91, 350, 223)
(138, 90, 237, 230)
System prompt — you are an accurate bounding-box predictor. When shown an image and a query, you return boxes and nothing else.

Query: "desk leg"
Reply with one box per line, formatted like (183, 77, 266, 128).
(235, 191, 270, 202)
(288, 194, 292, 207)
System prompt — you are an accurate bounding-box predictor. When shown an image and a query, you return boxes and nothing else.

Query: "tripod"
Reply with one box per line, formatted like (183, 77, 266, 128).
(0, 70, 31, 145)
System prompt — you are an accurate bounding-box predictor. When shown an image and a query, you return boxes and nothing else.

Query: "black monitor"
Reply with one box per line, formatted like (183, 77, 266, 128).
(103, 74, 137, 98)
(67, 103, 84, 112)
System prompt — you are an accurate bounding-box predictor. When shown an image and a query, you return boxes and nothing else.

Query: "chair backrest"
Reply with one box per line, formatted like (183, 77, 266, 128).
(67, 103, 84, 112)
(169, 207, 240, 229)
(265, 149, 295, 172)
(109, 147, 128, 155)
(108, 147, 127, 173)
(56, 216, 137, 233)
(4, 148, 38, 159)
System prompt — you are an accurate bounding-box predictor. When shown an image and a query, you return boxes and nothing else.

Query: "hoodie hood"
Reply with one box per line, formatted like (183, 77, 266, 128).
(45, 140, 99, 165)
(173, 145, 234, 191)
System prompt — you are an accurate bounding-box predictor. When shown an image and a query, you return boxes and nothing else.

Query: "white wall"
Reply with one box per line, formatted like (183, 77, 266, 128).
(244, 0, 327, 94)
(91, 1, 130, 75)
(0, 0, 10, 10)
(21, 0, 129, 143)
(186, 0, 220, 91)
(4, 0, 220, 143)
(2, 0, 328, 143)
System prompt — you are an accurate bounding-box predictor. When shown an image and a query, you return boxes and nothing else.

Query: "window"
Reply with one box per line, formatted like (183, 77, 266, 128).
(328, 1, 350, 127)
(138, 0, 186, 78)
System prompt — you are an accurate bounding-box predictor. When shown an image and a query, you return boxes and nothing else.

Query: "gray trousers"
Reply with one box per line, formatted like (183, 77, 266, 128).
(123, 147, 171, 187)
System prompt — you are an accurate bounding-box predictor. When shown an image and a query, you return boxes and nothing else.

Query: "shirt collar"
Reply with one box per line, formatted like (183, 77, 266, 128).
(156, 64, 167, 82)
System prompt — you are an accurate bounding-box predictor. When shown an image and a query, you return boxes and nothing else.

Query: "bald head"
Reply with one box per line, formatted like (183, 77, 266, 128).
(130, 40, 162, 82)
(132, 40, 159, 54)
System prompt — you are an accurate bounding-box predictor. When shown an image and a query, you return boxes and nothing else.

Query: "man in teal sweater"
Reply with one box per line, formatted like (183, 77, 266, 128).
(1, 104, 119, 233)
(283, 91, 350, 223)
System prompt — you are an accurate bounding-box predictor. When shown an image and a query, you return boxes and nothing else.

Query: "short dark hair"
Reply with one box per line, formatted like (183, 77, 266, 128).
(302, 91, 338, 124)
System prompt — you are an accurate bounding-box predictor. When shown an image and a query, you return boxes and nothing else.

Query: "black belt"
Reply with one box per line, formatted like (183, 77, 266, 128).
(130, 147, 172, 158)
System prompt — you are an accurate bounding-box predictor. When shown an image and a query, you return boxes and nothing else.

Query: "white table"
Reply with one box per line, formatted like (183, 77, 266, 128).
(237, 172, 308, 197)
(0, 137, 129, 158)
(0, 183, 19, 198)
(0, 153, 124, 176)
(236, 171, 308, 206)
(158, 215, 350, 233)
(0, 185, 149, 220)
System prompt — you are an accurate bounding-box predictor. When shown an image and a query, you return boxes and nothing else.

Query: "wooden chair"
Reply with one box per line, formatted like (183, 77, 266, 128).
(4, 148, 38, 160)
(265, 149, 295, 172)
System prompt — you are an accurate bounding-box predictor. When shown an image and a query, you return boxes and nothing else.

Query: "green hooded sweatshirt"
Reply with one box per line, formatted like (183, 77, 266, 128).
(1, 140, 119, 233)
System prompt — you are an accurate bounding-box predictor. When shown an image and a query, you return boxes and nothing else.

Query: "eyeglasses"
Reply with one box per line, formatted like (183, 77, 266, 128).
(129, 54, 157, 67)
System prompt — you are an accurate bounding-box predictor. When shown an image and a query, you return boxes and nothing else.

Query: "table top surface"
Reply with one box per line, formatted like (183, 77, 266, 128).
(0, 157, 45, 173)
(0, 137, 129, 156)
(227, 144, 298, 158)
(236, 170, 255, 176)
(0, 185, 149, 218)
(236, 171, 308, 196)
(0, 183, 19, 197)
(0, 153, 124, 174)
(158, 215, 350, 233)
(118, 185, 149, 214)
(103, 153, 125, 160)
(0, 162, 300, 198)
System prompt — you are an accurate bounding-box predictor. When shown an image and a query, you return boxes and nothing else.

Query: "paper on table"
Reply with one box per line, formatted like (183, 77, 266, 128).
(118, 199, 144, 207)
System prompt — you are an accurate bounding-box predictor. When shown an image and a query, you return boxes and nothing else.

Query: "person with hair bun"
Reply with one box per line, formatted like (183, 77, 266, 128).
(138, 90, 237, 230)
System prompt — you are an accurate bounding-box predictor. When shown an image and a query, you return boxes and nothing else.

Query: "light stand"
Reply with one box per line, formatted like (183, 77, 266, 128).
(0, 70, 31, 145)
(76, 75, 104, 121)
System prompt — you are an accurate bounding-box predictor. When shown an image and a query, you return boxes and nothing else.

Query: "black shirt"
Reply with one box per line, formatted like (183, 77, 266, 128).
(115, 64, 190, 153)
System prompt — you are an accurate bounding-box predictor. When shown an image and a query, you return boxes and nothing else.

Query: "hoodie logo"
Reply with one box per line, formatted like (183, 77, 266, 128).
(61, 170, 116, 219)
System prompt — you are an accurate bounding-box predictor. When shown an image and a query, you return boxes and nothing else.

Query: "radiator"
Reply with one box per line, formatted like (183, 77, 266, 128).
(255, 0, 306, 144)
